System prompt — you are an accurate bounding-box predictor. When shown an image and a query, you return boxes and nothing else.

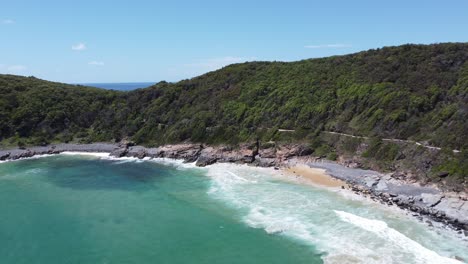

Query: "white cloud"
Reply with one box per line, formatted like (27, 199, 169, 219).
(88, 61, 104, 66)
(72, 43, 87, 51)
(2, 19, 14, 24)
(184, 56, 257, 71)
(304, 44, 351, 49)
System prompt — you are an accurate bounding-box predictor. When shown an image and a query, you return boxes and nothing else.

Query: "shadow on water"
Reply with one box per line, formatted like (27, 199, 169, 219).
(13, 155, 171, 191)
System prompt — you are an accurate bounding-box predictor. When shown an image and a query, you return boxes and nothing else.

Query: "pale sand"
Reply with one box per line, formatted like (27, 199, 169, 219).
(285, 165, 348, 188)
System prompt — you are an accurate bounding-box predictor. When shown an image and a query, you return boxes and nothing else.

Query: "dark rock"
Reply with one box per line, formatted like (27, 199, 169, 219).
(183, 155, 199, 163)
(0, 152, 10, 160)
(118, 139, 135, 148)
(257, 157, 276, 167)
(423, 160, 432, 169)
(437, 171, 449, 178)
(126, 146, 147, 159)
(259, 148, 276, 159)
(110, 148, 128, 158)
(136, 150, 146, 159)
(243, 155, 255, 163)
(158, 144, 202, 161)
(196, 155, 217, 167)
(396, 153, 406, 160)
(146, 148, 164, 158)
(381, 193, 391, 199)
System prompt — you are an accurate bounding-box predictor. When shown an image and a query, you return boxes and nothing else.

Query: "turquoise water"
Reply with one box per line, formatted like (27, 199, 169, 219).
(0, 154, 466, 264)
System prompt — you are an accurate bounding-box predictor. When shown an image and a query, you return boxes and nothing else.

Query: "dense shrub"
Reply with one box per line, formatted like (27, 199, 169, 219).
(0, 43, 467, 180)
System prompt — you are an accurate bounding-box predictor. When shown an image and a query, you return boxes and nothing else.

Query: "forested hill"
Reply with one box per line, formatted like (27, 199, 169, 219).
(1, 43, 467, 152)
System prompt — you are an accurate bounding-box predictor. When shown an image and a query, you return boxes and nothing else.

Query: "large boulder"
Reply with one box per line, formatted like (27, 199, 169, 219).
(276, 144, 313, 159)
(118, 138, 135, 148)
(0, 152, 10, 160)
(127, 146, 147, 159)
(157, 144, 202, 161)
(195, 154, 218, 167)
(259, 147, 276, 159)
(256, 157, 276, 167)
(110, 148, 128, 158)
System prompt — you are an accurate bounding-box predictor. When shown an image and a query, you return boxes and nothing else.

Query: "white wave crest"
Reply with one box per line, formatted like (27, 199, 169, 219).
(335, 210, 462, 264)
(149, 158, 200, 170)
(0, 154, 57, 163)
(61, 151, 110, 158)
(203, 162, 466, 264)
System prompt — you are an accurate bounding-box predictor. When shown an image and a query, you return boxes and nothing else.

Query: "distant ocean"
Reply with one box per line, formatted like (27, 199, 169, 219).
(79, 82, 156, 91)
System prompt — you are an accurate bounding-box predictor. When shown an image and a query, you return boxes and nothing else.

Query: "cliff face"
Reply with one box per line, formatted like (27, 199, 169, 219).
(0, 43, 467, 189)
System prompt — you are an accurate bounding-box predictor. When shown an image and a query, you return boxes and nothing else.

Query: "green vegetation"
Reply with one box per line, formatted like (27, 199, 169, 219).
(433, 148, 468, 184)
(0, 43, 467, 182)
(362, 138, 400, 161)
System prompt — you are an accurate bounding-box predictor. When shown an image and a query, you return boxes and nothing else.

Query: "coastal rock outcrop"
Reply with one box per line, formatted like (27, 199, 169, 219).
(110, 148, 128, 157)
(109, 143, 203, 162)
(0, 152, 10, 160)
(276, 144, 313, 159)
(153, 144, 202, 162)
(195, 144, 257, 166)
(309, 160, 468, 231)
(126, 146, 147, 159)
(0, 142, 466, 232)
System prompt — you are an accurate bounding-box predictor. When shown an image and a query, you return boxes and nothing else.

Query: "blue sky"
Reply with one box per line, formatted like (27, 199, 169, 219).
(1, 0, 467, 83)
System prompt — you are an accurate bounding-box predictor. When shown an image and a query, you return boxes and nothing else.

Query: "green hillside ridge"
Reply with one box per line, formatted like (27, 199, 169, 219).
(1, 43, 467, 187)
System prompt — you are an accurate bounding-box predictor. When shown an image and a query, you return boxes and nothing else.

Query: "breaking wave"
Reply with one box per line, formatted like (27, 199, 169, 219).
(204, 163, 466, 264)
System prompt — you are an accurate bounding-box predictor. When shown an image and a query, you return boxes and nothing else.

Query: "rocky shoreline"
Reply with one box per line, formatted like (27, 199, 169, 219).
(0, 142, 467, 233)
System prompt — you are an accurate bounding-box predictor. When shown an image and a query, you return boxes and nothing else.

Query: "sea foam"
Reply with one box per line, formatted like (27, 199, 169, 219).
(203, 163, 466, 264)
(335, 210, 462, 264)
(61, 151, 110, 158)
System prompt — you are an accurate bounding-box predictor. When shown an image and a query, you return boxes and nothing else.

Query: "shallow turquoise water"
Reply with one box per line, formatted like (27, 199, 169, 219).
(0, 154, 466, 264)
(0, 155, 322, 264)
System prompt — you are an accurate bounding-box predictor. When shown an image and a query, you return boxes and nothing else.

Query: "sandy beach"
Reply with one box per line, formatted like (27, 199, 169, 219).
(285, 164, 348, 188)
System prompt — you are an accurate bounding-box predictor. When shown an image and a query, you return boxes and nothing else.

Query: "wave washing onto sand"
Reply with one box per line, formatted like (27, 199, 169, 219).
(335, 210, 462, 264)
(204, 163, 466, 264)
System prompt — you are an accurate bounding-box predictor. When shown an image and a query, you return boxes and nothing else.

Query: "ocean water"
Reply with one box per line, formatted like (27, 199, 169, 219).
(0, 154, 466, 264)
(79, 82, 156, 91)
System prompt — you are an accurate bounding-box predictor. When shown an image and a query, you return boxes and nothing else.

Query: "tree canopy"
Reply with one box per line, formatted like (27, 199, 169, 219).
(1, 43, 467, 150)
